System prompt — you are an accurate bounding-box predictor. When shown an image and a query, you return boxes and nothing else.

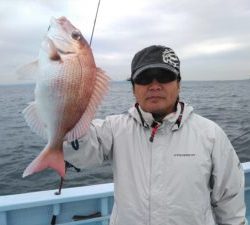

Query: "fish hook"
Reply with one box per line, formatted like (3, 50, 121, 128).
(55, 176, 65, 195)
(54, 162, 68, 195)
(54, 161, 81, 195)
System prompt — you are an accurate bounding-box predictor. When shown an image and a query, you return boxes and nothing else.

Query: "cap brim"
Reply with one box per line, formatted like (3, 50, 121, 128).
(131, 63, 179, 81)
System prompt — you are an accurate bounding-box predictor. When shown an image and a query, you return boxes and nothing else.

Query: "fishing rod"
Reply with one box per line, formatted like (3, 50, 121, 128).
(90, 0, 101, 46)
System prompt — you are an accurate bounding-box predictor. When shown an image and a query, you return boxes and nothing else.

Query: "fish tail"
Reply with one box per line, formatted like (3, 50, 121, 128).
(22, 145, 65, 178)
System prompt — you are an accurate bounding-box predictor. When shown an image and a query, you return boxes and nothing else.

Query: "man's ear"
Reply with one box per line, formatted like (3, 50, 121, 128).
(132, 83, 135, 95)
(177, 81, 181, 92)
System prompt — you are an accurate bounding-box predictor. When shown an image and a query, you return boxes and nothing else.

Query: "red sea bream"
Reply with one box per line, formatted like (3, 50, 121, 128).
(22, 16, 109, 178)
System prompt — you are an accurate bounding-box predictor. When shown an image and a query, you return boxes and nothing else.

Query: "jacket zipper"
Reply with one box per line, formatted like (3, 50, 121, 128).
(148, 122, 161, 225)
(149, 134, 153, 225)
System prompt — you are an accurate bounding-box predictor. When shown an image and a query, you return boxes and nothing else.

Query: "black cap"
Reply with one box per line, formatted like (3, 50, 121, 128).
(131, 45, 181, 81)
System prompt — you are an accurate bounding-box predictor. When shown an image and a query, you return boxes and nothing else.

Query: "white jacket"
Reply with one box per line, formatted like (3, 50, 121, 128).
(64, 102, 247, 225)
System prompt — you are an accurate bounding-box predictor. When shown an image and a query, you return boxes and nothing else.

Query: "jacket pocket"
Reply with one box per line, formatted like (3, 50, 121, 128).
(168, 204, 216, 225)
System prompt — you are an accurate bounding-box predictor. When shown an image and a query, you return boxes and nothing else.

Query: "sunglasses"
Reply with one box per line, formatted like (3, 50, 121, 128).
(133, 68, 178, 85)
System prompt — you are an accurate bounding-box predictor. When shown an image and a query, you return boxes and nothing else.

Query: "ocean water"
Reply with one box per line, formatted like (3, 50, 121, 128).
(0, 80, 249, 196)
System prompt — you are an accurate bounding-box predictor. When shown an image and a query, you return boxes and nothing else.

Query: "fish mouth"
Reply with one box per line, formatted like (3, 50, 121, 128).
(49, 17, 82, 41)
(47, 30, 76, 55)
(50, 16, 68, 27)
(57, 48, 75, 55)
(47, 17, 86, 53)
(54, 16, 68, 24)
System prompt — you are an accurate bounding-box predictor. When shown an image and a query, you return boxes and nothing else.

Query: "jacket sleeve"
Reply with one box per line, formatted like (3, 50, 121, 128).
(210, 125, 248, 225)
(63, 118, 113, 169)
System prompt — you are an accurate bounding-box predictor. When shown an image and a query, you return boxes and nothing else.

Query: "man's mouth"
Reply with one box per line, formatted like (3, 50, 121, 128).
(146, 96, 165, 100)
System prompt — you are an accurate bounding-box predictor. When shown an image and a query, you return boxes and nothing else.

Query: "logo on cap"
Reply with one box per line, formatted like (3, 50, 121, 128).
(162, 48, 179, 70)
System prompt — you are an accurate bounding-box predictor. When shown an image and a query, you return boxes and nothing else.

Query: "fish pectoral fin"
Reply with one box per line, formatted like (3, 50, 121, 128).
(65, 67, 110, 141)
(22, 102, 48, 140)
(22, 147, 65, 178)
(16, 60, 39, 82)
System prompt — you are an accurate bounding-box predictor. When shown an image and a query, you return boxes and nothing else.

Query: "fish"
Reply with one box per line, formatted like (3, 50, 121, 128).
(22, 16, 110, 178)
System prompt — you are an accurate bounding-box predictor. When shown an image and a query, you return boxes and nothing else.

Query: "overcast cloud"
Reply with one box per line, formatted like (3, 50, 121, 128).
(0, 0, 250, 84)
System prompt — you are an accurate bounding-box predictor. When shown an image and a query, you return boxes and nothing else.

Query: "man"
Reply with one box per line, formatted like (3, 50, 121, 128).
(64, 45, 247, 225)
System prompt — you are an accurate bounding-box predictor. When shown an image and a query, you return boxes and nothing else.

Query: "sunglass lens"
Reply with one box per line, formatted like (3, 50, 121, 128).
(156, 72, 177, 83)
(134, 73, 153, 85)
(133, 68, 177, 85)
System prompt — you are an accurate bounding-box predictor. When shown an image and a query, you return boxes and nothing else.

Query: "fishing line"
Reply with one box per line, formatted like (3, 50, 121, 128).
(90, 0, 101, 46)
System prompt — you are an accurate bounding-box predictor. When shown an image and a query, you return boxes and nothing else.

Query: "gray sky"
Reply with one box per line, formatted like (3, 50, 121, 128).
(0, 0, 250, 84)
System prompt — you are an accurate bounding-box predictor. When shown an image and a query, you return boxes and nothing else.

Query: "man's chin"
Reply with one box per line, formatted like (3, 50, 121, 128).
(145, 107, 167, 115)
(143, 104, 174, 116)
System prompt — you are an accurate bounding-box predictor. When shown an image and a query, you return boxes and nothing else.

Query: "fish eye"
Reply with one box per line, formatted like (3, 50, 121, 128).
(71, 30, 82, 40)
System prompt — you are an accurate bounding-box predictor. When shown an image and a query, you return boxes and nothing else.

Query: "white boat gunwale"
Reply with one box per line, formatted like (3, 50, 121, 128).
(0, 183, 114, 211)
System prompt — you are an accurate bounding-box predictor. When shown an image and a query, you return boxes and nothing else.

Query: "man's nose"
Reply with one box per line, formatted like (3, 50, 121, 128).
(149, 79, 162, 90)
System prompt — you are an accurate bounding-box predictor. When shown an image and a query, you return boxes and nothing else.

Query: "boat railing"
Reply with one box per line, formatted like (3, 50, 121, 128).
(0, 183, 114, 225)
(1, 162, 250, 225)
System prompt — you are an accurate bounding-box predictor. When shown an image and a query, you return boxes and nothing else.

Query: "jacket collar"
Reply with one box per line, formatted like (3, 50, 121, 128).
(128, 102, 193, 131)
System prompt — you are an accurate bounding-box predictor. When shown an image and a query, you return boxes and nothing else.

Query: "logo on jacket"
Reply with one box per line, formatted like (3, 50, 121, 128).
(174, 153, 196, 157)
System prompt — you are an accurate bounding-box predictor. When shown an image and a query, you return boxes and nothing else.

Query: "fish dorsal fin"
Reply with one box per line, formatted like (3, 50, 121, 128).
(22, 102, 48, 140)
(65, 68, 110, 141)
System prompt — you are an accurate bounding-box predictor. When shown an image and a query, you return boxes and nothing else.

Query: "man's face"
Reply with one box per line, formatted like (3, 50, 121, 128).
(133, 78, 180, 116)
